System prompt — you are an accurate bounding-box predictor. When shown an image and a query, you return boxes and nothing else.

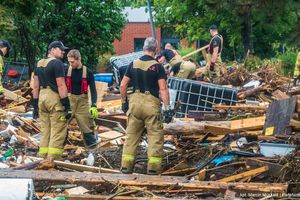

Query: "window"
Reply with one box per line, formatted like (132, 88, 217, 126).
(134, 38, 146, 52)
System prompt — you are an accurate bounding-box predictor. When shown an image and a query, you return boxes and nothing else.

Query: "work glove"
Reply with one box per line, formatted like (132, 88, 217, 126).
(60, 97, 72, 121)
(209, 62, 215, 71)
(122, 98, 129, 113)
(163, 106, 174, 124)
(32, 98, 39, 119)
(89, 105, 99, 119)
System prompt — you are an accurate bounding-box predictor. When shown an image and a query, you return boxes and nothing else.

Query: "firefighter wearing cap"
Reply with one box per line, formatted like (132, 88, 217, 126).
(120, 37, 172, 175)
(293, 52, 300, 86)
(66, 49, 98, 150)
(206, 25, 223, 82)
(0, 40, 11, 96)
(159, 43, 196, 79)
(32, 41, 70, 162)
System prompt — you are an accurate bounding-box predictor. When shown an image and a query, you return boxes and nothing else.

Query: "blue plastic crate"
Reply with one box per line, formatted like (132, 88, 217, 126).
(94, 73, 113, 86)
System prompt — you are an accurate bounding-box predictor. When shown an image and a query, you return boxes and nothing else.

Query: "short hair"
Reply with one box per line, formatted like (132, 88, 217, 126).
(67, 49, 81, 60)
(143, 37, 157, 52)
(165, 43, 173, 49)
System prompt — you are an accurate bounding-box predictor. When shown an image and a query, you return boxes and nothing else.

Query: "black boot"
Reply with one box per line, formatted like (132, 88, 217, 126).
(83, 132, 97, 149)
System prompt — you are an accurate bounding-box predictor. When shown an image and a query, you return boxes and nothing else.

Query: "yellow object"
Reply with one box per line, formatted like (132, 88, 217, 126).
(0, 55, 3, 75)
(294, 52, 300, 77)
(265, 126, 275, 136)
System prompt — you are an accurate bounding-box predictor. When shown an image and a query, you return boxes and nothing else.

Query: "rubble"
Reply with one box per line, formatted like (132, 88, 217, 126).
(1, 63, 300, 199)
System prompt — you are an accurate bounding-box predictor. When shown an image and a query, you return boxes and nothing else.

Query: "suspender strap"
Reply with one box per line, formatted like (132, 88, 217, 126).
(66, 66, 72, 94)
(81, 66, 88, 94)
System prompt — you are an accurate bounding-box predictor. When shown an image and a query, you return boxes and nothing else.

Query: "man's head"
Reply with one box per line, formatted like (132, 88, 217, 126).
(0, 40, 11, 57)
(48, 41, 68, 59)
(209, 25, 218, 36)
(143, 37, 158, 56)
(165, 43, 173, 50)
(67, 49, 82, 69)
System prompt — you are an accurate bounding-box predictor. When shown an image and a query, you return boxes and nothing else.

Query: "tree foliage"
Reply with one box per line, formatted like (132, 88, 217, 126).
(0, 0, 126, 72)
(133, 0, 299, 60)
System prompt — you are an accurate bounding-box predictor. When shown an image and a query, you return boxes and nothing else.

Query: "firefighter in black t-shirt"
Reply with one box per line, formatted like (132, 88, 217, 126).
(159, 43, 196, 79)
(206, 25, 223, 82)
(32, 41, 70, 162)
(120, 37, 172, 175)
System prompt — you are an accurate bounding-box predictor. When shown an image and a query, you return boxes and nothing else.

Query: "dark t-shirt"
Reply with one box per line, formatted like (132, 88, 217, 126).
(34, 59, 65, 93)
(208, 34, 222, 54)
(125, 55, 166, 98)
(66, 66, 97, 105)
(161, 49, 176, 62)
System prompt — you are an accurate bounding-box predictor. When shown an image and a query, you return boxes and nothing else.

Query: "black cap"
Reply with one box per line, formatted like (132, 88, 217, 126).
(209, 24, 218, 30)
(0, 40, 11, 57)
(48, 41, 68, 51)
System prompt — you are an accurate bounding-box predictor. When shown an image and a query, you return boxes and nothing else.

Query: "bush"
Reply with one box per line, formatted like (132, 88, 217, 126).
(276, 51, 297, 76)
(244, 54, 264, 70)
(97, 54, 113, 73)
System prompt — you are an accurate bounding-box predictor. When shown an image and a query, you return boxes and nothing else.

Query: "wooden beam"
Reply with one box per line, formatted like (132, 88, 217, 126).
(182, 45, 209, 60)
(212, 104, 267, 111)
(0, 170, 287, 194)
(246, 158, 283, 178)
(205, 116, 266, 134)
(28, 157, 120, 174)
(217, 166, 269, 182)
(3, 88, 28, 102)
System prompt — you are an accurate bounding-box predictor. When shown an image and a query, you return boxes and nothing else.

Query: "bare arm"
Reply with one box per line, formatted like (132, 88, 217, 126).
(211, 46, 219, 63)
(56, 77, 68, 99)
(158, 79, 170, 107)
(120, 76, 131, 100)
(158, 56, 166, 64)
(33, 75, 40, 99)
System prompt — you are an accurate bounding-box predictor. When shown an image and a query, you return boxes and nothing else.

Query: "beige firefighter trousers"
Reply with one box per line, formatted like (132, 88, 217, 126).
(38, 88, 68, 159)
(121, 92, 164, 174)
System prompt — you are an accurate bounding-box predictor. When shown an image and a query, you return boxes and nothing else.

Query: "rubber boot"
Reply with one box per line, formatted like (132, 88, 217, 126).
(83, 132, 97, 149)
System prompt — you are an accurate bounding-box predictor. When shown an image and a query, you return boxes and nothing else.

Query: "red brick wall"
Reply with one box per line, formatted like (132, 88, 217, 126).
(113, 22, 161, 55)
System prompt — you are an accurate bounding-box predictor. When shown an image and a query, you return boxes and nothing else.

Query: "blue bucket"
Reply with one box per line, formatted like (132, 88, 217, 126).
(94, 73, 113, 86)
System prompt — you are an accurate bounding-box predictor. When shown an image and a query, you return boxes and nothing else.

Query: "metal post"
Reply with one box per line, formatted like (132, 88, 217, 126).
(146, 0, 156, 40)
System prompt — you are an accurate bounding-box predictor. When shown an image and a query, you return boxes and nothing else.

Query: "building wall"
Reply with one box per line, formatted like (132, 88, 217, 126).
(113, 22, 161, 55)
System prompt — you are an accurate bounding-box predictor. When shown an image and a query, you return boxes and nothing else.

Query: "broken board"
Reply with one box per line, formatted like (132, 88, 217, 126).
(263, 97, 296, 136)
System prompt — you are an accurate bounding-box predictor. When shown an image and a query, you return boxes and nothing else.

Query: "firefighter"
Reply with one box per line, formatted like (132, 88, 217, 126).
(0, 40, 11, 97)
(32, 41, 70, 162)
(66, 49, 98, 152)
(159, 43, 196, 79)
(293, 52, 300, 86)
(206, 25, 223, 82)
(120, 37, 172, 175)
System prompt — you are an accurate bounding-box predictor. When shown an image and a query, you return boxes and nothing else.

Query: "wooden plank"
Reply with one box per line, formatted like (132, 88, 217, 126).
(0, 170, 287, 194)
(3, 88, 27, 102)
(263, 98, 296, 135)
(217, 166, 269, 182)
(245, 158, 283, 178)
(4, 105, 26, 113)
(213, 104, 267, 111)
(182, 45, 209, 60)
(28, 156, 120, 173)
(230, 116, 266, 131)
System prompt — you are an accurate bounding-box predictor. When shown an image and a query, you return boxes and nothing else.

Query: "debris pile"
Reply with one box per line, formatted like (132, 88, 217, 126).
(1, 63, 300, 199)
